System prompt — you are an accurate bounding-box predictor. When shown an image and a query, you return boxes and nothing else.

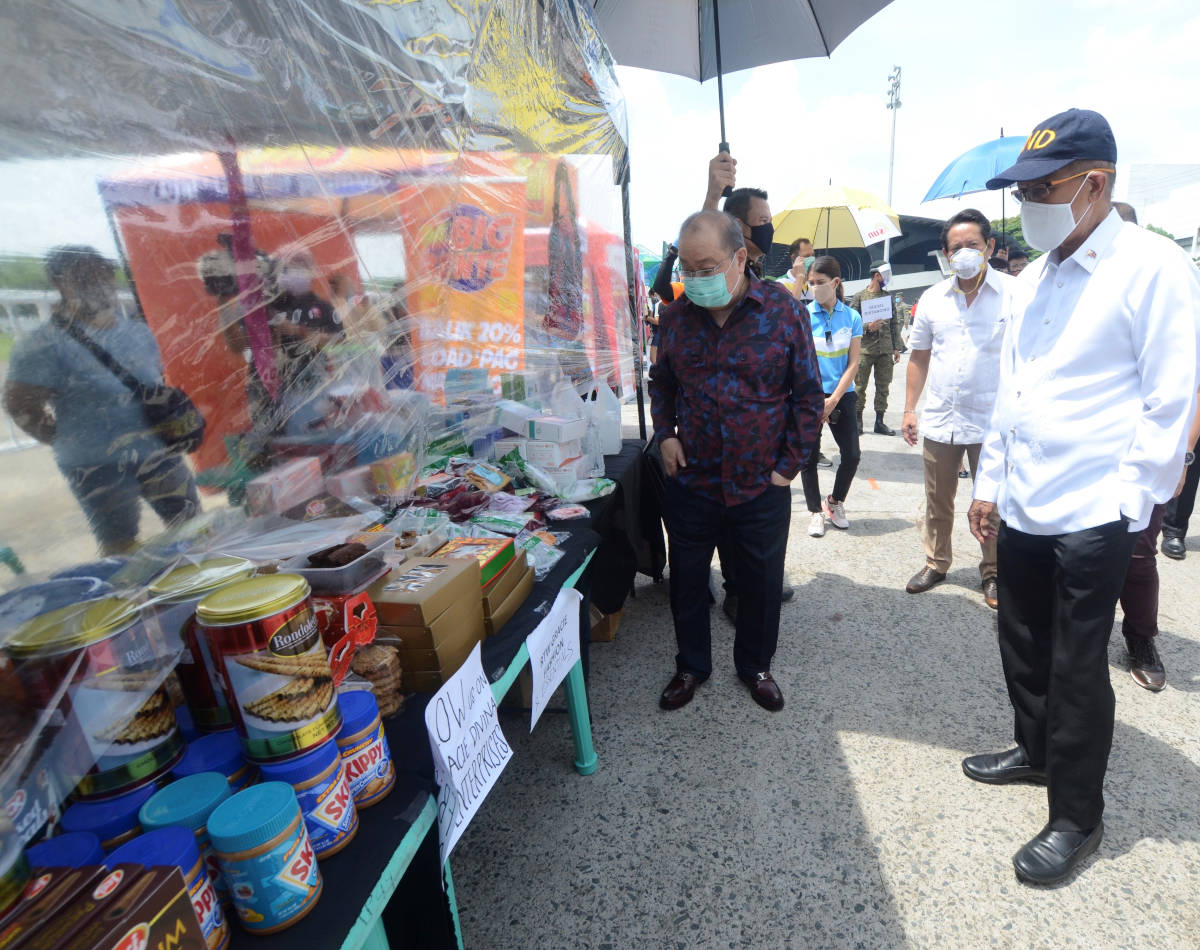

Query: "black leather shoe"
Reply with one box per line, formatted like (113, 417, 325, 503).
(962, 747, 1046, 785)
(873, 419, 895, 436)
(1126, 635, 1166, 691)
(741, 672, 784, 712)
(906, 566, 946, 594)
(659, 672, 701, 710)
(1161, 535, 1186, 560)
(781, 585, 795, 603)
(1013, 823, 1103, 885)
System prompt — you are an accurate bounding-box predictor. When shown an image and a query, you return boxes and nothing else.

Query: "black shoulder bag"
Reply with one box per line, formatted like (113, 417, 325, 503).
(61, 320, 207, 456)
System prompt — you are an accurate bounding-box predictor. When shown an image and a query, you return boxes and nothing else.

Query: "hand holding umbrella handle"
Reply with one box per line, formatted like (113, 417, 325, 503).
(719, 141, 733, 198)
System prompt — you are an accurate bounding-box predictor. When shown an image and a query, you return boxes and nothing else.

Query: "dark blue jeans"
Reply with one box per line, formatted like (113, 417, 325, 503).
(662, 478, 792, 680)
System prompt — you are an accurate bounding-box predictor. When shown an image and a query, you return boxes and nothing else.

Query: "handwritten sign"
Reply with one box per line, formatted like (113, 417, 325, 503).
(859, 295, 892, 327)
(525, 589, 583, 731)
(425, 643, 512, 863)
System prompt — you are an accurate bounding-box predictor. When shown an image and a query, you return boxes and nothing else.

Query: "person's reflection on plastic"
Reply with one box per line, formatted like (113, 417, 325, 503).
(3, 246, 200, 555)
(270, 251, 340, 434)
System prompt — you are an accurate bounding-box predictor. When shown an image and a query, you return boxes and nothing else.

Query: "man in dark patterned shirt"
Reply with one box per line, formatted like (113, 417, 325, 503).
(650, 210, 823, 712)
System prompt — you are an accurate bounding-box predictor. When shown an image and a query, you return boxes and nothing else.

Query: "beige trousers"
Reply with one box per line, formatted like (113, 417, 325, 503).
(922, 437, 997, 579)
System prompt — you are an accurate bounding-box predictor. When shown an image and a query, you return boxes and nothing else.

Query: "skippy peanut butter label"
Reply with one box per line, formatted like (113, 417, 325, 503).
(222, 824, 320, 932)
(219, 606, 340, 761)
(296, 760, 356, 856)
(341, 724, 395, 807)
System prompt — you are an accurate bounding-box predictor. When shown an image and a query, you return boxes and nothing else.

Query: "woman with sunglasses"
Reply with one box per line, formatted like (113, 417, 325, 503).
(802, 256, 863, 536)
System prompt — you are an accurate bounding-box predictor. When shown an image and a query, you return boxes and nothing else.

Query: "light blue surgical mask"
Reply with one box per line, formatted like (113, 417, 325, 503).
(682, 256, 738, 308)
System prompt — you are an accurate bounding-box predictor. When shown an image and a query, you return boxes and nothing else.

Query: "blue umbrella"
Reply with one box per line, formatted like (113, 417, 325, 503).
(923, 134, 1025, 244)
(923, 135, 1024, 201)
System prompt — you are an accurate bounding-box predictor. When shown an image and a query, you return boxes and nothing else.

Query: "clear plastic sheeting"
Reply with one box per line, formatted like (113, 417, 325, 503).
(0, 0, 636, 837)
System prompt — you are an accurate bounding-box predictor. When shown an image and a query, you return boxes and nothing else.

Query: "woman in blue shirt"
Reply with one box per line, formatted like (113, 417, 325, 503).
(802, 257, 863, 537)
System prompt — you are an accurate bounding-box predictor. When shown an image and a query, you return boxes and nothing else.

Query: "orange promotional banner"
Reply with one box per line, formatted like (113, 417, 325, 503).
(395, 178, 527, 398)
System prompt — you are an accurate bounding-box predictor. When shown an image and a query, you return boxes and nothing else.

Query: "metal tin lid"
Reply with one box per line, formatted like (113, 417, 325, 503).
(6, 597, 141, 659)
(207, 782, 300, 854)
(60, 784, 158, 842)
(195, 574, 310, 626)
(25, 831, 105, 870)
(148, 557, 255, 603)
(140, 772, 231, 832)
(0, 578, 111, 637)
(108, 826, 198, 875)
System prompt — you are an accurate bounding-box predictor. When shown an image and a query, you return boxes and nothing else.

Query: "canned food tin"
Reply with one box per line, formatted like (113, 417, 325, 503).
(196, 576, 340, 763)
(7, 598, 183, 800)
(147, 558, 256, 733)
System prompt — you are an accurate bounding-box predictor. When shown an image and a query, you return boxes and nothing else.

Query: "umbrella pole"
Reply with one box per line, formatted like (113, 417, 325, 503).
(713, 0, 732, 197)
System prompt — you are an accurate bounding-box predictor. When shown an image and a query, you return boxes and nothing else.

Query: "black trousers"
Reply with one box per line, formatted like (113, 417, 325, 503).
(1162, 459, 1199, 538)
(800, 391, 861, 511)
(662, 478, 791, 679)
(996, 519, 1137, 832)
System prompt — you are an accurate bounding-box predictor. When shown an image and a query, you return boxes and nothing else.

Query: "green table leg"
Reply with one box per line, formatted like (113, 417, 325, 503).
(444, 860, 465, 950)
(357, 919, 391, 950)
(563, 659, 597, 775)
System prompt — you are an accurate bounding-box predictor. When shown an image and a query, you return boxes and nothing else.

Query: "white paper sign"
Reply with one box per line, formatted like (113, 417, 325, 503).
(860, 295, 892, 326)
(526, 588, 583, 731)
(425, 642, 512, 864)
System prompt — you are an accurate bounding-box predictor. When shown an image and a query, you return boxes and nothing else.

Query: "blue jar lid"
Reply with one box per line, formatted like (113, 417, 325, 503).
(258, 739, 337, 787)
(172, 731, 244, 779)
(337, 690, 379, 740)
(61, 784, 157, 843)
(140, 773, 231, 832)
(207, 782, 300, 855)
(174, 706, 199, 742)
(107, 826, 199, 875)
(25, 832, 105, 870)
(49, 558, 129, 584)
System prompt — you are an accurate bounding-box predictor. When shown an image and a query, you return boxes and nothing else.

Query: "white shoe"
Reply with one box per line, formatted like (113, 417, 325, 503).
(823, 495, 849, 530)
(808, 511, 825, 537)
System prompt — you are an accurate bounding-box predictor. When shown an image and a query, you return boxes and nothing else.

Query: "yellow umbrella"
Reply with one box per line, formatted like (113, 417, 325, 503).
(772, 185, 902, 251)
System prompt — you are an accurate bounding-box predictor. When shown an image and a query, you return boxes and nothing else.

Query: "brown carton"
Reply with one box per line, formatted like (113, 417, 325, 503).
(368, 558, 480, 627)
(64, 866, 206, 950)
(379, 590, 486, 653)
(12, 864, 142, 950)
(0, 866, 105, 950)
(483, 564, 535, 637)
(481, 551, 527, 617)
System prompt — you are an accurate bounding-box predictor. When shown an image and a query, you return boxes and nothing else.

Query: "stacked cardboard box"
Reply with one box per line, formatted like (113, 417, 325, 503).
(369, 558, 485, 693)
(481, 551, 535, 637)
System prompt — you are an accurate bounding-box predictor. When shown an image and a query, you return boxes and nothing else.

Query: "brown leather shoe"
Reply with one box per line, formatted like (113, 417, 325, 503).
(659, 672, 701, 710)
(982, 576, 999, 610)
(1126, 635, 1166, 692)
(906, 566, 946, 594)
(742, 672, 784, 712)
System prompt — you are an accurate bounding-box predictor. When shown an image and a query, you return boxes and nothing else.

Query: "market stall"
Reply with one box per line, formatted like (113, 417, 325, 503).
(0, 1, 642, 947)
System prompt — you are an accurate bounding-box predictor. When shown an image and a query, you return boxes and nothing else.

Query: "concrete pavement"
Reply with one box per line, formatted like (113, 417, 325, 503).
(449, 359, 1200, 948)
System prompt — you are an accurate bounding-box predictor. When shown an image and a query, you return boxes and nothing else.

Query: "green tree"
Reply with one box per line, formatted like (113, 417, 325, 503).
(989, 218, 1041, 261)
(1146, 224, 1176, 240)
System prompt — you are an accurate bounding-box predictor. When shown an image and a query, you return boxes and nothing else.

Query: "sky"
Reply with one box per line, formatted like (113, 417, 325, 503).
(615, 0, 1200, 252)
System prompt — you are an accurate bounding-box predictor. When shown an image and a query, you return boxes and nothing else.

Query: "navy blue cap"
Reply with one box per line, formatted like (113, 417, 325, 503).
(987, 109, 1117, 189)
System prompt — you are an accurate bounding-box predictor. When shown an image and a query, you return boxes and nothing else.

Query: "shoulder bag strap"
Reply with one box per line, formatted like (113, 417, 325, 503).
(58, 318, 151, 398)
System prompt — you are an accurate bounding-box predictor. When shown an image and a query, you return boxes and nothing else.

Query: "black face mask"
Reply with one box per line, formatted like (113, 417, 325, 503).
(749, 222, 774, 253)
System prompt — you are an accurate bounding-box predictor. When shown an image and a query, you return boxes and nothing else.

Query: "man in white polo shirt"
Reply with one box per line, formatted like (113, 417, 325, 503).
(901, 209, 1030, 609)
(963, 109, 1200, 885)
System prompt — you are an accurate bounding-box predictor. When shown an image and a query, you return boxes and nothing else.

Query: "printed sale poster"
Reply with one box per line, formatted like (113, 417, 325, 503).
(396, 178, 527, 399)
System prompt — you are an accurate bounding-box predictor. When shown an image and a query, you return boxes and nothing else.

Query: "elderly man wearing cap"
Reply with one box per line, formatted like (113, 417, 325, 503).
(963, 109, 1200, 885)
(849, 262, 905, 435)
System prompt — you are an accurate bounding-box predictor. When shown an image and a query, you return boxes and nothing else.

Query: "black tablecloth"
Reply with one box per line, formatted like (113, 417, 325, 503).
(229, 524, 600, 950)
(584, 440, 665, 614)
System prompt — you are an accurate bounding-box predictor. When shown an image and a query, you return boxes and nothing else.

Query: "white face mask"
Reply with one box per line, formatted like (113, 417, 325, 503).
(279, 271, 312, 295)
(949, 247, 985, 279)
(1020, 174, 1094, 252)
(812, 282, 837, 308)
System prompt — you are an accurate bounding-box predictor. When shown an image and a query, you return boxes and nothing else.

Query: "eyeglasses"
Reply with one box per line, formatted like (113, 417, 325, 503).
(1010, 168, 1114, 204)
(678, 256, 732, 280)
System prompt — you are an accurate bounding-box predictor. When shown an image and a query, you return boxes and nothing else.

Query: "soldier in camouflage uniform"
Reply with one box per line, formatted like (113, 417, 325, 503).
(849, 261, 906, 435)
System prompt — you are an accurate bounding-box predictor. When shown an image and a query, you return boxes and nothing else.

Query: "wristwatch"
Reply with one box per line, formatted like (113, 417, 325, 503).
(1185, 451, 1195, 467)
